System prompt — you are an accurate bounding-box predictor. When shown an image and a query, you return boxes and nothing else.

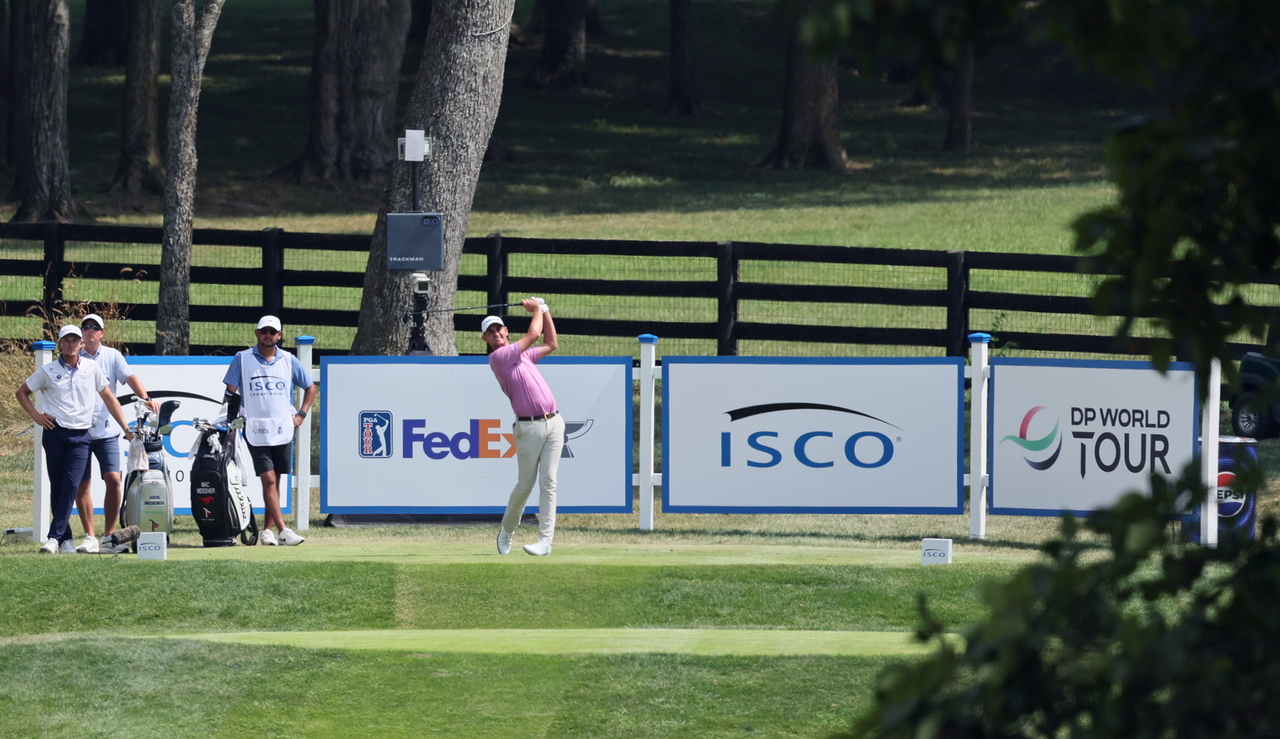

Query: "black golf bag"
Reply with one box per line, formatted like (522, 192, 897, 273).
(189, 394, 259, 547)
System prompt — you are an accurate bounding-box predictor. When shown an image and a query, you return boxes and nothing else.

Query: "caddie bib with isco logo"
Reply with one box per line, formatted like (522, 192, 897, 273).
(237, 348, 297, 446)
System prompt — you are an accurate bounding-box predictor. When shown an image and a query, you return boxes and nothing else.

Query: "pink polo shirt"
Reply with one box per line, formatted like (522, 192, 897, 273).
(488, 343, 557, 418)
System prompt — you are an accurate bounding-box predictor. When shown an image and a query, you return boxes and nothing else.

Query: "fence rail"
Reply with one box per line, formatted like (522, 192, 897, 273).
(0, 221, 1273, 359)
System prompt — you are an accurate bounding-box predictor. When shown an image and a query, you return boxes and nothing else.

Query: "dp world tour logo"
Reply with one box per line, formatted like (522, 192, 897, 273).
(359, 411, 393, 458)
(1001, 406, 1062, 470)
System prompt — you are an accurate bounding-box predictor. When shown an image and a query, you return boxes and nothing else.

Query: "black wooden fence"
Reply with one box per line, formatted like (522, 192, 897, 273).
(0, 221, 1267, 358)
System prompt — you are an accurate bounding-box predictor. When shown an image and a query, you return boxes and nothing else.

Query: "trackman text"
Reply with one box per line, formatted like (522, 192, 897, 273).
(402, 419, 516, 460)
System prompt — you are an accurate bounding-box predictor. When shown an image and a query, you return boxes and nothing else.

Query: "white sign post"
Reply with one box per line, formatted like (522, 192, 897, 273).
(30, 340, 55, 542)
(988, 359, 1197, 516)
(662, 358, 965, 513)
(321, 356, 632, 514)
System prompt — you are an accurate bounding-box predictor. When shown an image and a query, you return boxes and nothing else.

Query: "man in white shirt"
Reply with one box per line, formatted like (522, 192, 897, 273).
(73, 313, 160, 553)
(15, 325, 134, 554)
(222, 316, 316, 546)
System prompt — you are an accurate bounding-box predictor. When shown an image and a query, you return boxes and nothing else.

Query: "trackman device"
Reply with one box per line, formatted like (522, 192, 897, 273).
(386, 212, 444, 271)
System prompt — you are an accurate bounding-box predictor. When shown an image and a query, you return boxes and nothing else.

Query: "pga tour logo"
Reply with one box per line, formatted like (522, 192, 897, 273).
(359, 411, 394, 458)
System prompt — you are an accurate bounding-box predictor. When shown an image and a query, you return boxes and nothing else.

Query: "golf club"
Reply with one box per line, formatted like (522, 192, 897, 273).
(420, 302, 525, 315)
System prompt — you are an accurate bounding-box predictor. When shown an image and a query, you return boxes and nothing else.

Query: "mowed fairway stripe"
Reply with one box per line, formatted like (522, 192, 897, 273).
(164, 628, 951, 656)
(161, 541, 1033, 567)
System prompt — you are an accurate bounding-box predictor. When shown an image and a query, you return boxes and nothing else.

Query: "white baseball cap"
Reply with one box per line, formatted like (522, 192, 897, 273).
(256, 315, 282, 332)
(80, 313, 105, 330)
(58, 325, 82, 340)
(480, 316, 504, 334)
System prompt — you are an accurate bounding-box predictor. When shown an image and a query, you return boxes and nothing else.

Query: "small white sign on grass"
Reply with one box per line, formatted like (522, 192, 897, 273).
(138, 532, 167, 560)
(922, 538, 952, 565)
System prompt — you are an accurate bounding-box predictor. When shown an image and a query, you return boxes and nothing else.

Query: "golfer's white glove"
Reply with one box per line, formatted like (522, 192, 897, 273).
(533, 297, 549, 314)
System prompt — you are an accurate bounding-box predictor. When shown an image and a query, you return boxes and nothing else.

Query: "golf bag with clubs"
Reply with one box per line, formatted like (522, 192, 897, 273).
(189, 392, 259, 547)
(118, 400, 182, 552)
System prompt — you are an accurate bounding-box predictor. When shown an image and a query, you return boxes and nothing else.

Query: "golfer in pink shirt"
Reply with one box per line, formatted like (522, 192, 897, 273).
(482, 297, 563, 556)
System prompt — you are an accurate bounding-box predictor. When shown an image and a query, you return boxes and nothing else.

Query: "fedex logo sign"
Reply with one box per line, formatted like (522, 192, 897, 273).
(402, 419, 517, 459)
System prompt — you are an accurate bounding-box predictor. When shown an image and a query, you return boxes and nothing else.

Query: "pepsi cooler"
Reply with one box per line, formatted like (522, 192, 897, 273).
(1183, 435, 1258, 544)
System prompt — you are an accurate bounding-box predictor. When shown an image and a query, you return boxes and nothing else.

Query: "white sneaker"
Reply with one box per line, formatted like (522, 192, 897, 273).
(522, 540, 552, 556)
(497, 527, 512, 555)
(261, 529, 279, 546)
(279, 528, 305, 546)
(39, 538, 58, 554)
(76, 535, 100, 553)
(59, 540, 76, 554)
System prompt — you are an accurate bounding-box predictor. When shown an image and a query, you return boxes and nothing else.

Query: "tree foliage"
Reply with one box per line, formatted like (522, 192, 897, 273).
(835, 469, 1280, 739)
(797, 2, 1280, 736)
(803, 0, 1280, 389)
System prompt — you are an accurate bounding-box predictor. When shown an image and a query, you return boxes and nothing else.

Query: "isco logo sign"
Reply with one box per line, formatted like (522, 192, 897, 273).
(717, 402, 899, 470)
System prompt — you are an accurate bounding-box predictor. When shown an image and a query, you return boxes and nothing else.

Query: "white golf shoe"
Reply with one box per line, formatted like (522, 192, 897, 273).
(279, 528, 305, 546)
(497, 527, 512, 555)
(522, 540, 552, 556)
(39, 538, 58, 554)
(76, 535, 99, 553)
(261, 529, 279, 546)
(59, 540, 76, 554)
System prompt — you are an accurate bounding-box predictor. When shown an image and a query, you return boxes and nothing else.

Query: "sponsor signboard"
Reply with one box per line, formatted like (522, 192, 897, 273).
(321, 356, 632, 513)
(662, 358, 965, 513)
(137, 531, 167, 560)
(988, 358, 1197, 516)
(79, 357, 284, 516)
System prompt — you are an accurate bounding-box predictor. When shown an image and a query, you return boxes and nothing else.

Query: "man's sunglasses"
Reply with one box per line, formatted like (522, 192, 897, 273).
(80, 324, 103, 332)
(257, 327, 280, 335)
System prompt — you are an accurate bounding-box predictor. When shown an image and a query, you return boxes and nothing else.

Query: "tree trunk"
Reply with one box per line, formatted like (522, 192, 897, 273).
(529, 0, 585, 88)
(408, 0, 430, 42)
(351, 0, 514, 355)
(275, 0, 411, 183)
(942, 43, 974, 153)
(8, 0, 83, 221)
(72, 0, 127, 66)
(107, 0, 163, 194)
(759, 11, 847, 173)
(662, 0, 698, 115)
(157, 0, 226, 355)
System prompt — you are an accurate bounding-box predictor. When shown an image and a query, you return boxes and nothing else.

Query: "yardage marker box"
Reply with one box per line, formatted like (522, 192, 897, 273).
(322, 356, 632, 514)
(662, 357, 965, 514)
(988, 358, 1198, 516)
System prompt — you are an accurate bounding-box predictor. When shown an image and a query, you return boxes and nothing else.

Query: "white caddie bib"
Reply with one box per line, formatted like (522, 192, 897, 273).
(237, 348, 297, 447)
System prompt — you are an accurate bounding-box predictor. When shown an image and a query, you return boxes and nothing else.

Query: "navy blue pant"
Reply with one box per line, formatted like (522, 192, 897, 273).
(43, 424, 91, 544)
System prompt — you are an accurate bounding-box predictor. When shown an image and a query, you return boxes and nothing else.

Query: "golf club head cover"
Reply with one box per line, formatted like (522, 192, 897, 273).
(106, 525, 141, 546)
(158, 400, 180, 429)
(224, 390, 241, 420)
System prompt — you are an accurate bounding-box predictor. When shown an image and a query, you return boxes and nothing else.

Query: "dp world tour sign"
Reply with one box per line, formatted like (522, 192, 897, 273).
(989, 358, 1198, 516)
(321, 356, 632, 514)
(662, 357, 965, 514)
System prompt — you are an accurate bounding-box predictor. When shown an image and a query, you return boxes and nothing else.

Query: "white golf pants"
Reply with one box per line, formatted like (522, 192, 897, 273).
(501, 414, 564, 542)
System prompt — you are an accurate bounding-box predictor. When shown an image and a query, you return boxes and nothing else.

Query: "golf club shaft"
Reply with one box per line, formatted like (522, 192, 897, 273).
(422, 302, 524, 314)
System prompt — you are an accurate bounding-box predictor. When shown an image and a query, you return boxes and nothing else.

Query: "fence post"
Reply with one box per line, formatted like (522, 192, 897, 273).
(968, 332, 991, 540)
(262, 227, 285, 318)
(637, 334, 658, 531)
(30, 341, 55, 542)
(717, 240, 737, 356)
(946, 250, 969, 357)
(294, 335, 315, 531)
(1200, 358, 1221, 548)
(486, 232, 507, 316)
(42, 222, 64, 336)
